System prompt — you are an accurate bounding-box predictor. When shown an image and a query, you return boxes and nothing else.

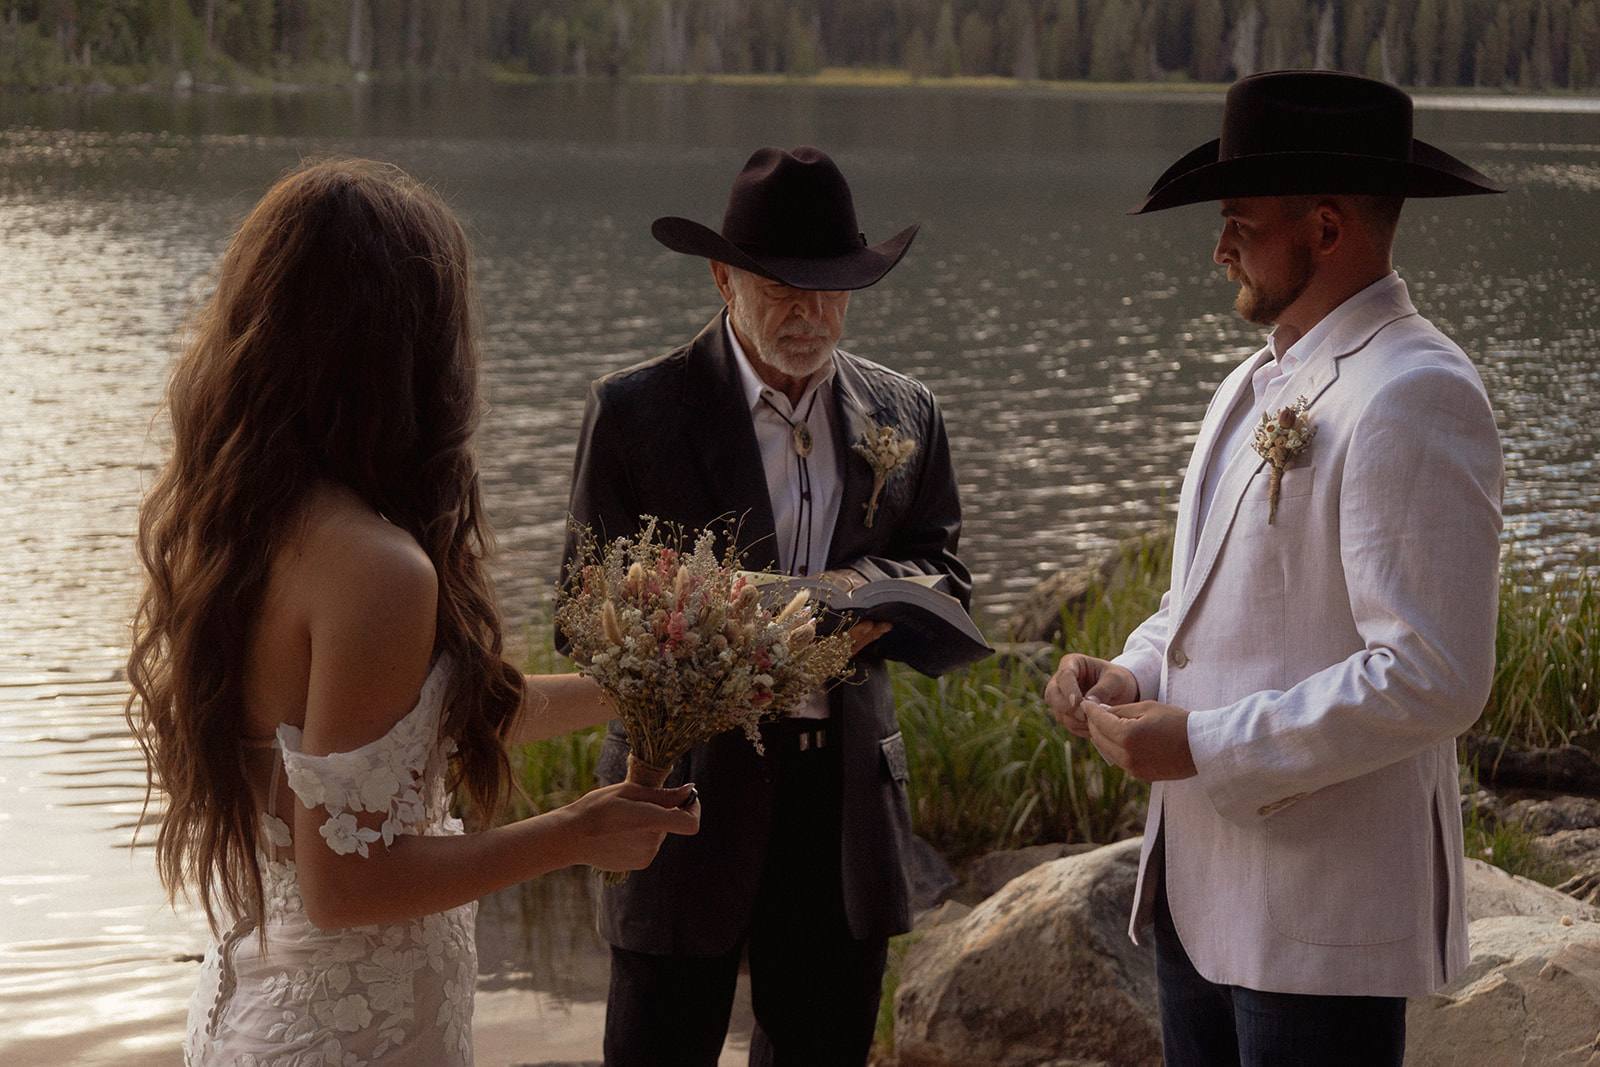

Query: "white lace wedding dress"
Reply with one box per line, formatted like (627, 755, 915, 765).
(185, 658, 477, 1066)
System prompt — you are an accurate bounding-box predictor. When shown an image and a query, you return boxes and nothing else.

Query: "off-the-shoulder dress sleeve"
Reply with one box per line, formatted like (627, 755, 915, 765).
(276, 657, 455, 857)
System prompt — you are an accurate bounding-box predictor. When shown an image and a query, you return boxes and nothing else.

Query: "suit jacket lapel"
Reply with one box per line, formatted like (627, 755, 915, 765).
(1172, 349, 1271, 587)
(827, 352, 890, 565)
(681, 314, 781, 569)
(1176, 281, 1419, 628)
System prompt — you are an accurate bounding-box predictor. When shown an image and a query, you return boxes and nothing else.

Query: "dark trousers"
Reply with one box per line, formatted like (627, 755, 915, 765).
(1153, 874, 1407, 1067)
(603, 720, 889, 1067)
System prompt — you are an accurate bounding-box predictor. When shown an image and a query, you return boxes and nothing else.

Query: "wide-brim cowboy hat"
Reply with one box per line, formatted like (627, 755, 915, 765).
(652, 145, 919, 291)
(1130, 70, 1504, 214)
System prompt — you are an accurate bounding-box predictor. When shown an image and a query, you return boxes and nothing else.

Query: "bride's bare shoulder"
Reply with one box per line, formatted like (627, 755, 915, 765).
(278, 484, 438, 644)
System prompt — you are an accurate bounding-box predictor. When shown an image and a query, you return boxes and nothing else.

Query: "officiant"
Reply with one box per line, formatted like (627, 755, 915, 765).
(557, 145, 971, 1067)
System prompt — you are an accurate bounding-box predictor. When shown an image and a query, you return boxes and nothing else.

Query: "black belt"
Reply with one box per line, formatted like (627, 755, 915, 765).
(762, 718, 832, 754)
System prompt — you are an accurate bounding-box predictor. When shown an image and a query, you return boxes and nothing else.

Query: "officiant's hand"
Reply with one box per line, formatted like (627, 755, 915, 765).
(1081, 700, 1197, 782)
(846, 620, 891, 656)
(1045, 654, 1139, 737)
(818, 569, 891, 655)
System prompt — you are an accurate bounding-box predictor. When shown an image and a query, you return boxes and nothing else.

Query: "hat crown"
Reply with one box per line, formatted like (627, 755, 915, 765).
(721, 146, 866, 257)
(1220, 71, 1414, 163)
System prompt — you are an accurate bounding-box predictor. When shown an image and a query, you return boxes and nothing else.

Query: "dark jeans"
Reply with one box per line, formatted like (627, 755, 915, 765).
(603, 721, 889, 1067)
(1153, 875, 1407, 1067)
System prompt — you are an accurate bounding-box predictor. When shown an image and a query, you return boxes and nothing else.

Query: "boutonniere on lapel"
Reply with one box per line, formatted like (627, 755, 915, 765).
(853, 422, 918, 528)
(1251, 395, 1316, 526)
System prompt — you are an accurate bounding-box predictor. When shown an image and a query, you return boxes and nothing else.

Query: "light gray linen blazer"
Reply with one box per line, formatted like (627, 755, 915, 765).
(1117, 274, 1504, 997)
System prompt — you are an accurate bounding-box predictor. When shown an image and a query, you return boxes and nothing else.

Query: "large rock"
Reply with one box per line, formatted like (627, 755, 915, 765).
(1005, 554, 1119, 644)
(964, 843, 1101, 901)
(1462, 734, 1600, 796)
(1406, 915, 1600, 1066)
(893, 838, 1158, 1067)
(1466, 856, 1600, 922)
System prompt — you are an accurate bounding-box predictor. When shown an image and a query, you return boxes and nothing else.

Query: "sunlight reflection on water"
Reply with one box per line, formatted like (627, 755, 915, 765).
(0, 83, 1596, 1062)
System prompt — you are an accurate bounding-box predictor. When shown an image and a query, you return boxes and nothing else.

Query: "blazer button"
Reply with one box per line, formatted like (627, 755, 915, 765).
(1170, 648, 1189, 668)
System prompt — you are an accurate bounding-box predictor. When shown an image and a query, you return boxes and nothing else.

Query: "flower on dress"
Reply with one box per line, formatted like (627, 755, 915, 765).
(357, 945, 416, 1016)
(1251, 395, 1317, 526)
(852, 422, 918, 528)
(357, 761, 405, 813)
(319, 992, 374, 1033)
(284, 763, 328, 809)
(320, 813, 382, 858)
(260, 813, 293, 850)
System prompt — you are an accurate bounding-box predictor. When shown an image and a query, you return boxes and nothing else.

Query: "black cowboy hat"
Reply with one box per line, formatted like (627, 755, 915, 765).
(1130, 70, 1504, 214)
(652, 146, 919, 291)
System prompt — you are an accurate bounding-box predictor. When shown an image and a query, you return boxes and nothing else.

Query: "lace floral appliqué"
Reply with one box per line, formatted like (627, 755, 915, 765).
(185, 658, 476, 1067)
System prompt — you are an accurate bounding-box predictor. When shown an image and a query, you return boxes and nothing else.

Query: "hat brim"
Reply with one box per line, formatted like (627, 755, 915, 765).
(651, 217, 920, 291)
(1128, 137, 1505, 214)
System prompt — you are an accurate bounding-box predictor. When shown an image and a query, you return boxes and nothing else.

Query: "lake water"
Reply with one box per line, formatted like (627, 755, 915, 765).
(1, 80, 1596, 1064)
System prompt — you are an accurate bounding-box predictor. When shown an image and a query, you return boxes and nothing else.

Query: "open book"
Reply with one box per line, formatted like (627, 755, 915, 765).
(741, 572, 992, 677)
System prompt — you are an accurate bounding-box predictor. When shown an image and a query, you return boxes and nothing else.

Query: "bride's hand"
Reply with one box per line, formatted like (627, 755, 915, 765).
(563, 781, 700, 872)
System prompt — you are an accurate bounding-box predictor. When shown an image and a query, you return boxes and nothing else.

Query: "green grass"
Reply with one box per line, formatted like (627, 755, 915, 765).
(896, 529, 1170, 865)
(1479, 560, 1600, 749)
(508, 620, 604, 820)
(1462, 804, 1577, 888)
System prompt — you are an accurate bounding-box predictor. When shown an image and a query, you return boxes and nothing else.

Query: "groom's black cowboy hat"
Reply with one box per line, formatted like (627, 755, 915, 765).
(1130, 70, 1504, 214)
(652, 146, 919, 291)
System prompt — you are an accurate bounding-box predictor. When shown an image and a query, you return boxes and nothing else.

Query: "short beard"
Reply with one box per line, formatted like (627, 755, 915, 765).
(731, 300, 833, 379)
(1233, 239, 1316, 326)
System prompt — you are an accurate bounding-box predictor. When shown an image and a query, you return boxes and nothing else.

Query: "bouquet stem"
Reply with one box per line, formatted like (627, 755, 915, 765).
(601, 754, 675, 885)
(624, 753, 672, 788)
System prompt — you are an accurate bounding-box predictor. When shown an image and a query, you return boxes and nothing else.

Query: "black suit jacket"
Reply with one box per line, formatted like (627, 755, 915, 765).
(560, 313, 970, 954)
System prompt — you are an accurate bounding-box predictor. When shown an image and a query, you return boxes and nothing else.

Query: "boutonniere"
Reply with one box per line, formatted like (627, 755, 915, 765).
(1251, 395, 1316, 526)
(853, 423, 918, 528)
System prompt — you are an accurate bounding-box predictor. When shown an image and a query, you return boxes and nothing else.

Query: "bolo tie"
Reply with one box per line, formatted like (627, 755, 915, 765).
(760, 389, 821, 577)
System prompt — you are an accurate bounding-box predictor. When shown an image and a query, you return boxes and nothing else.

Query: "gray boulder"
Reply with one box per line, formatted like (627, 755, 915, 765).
(1406, 915, 1600, 1067)
(893, 838, 1158, 1067)
(1465, 856, 1600, 922)
(964, 842, 1101, 900)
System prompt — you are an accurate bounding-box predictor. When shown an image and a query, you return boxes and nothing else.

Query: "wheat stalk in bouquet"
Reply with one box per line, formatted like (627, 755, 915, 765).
(557, 518, 854, 877)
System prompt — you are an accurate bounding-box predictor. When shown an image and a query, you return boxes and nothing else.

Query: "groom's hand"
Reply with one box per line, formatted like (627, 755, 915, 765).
(1045, 653, 1139, 737)
(1082, 700, 1197, 782)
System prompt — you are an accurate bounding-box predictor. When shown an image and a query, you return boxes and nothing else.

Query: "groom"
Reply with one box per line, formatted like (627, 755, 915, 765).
(560, 146, 969, 1066)
(1045, 72, 1505, 1064)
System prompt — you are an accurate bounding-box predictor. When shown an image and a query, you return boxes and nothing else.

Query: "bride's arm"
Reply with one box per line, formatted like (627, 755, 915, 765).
(285, 510, 695, 930)
(504, 671, 616, 745)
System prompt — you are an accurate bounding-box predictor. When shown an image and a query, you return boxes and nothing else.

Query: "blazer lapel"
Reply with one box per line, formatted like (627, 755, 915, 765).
(1172, 348, 1271, 586)
(1175, 279, 1420, 628)
(680, 314, 781, 568)
(827, 353, 891, 564)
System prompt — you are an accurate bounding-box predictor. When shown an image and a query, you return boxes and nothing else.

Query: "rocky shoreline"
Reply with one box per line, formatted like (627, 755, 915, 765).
(882, 736, 1600, 1067)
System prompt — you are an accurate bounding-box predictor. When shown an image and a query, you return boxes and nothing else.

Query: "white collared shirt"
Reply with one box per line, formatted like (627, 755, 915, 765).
(727, 318, 844, 720)
(726, 317, 844, 579)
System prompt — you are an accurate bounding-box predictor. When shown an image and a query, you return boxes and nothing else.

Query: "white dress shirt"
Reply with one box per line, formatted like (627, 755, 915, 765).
(727, 318, 843, 719)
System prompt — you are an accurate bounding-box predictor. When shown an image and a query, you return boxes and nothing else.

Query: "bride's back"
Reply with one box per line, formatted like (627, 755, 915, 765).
(127, 158, 521, 938)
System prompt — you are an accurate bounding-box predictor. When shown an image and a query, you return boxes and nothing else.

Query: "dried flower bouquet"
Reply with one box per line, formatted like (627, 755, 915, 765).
(557, 517, 855, 793)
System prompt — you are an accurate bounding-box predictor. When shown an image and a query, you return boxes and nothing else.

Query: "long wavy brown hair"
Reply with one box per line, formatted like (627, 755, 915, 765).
(127, 158, 523, 935)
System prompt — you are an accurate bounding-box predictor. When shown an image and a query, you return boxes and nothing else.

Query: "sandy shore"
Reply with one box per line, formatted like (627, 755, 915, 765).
(2, 981, 752, 1067)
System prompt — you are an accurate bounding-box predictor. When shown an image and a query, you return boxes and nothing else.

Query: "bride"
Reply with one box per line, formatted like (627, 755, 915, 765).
(125, 158, 699, 1066)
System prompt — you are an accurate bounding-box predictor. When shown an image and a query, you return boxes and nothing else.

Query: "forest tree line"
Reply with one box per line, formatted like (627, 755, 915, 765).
(3, 0, 1598, 90)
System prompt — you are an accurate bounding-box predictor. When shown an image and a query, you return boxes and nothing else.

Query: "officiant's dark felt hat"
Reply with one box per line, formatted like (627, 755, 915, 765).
(1130, 70, 1504, 214)
(652, 146, 919, 291)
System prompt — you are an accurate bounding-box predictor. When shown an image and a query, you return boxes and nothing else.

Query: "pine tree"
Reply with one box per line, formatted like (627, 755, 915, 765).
(932, 0, 958, 75)
(1414, 0, 1440, 84)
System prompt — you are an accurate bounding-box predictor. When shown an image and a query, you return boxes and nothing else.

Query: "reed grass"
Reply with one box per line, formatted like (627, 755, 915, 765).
(1479, 559, 1600, 748)
(508, 622, 605, 820)
(896, 529, 1172, 864)
(510, 535, 1597, 860)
